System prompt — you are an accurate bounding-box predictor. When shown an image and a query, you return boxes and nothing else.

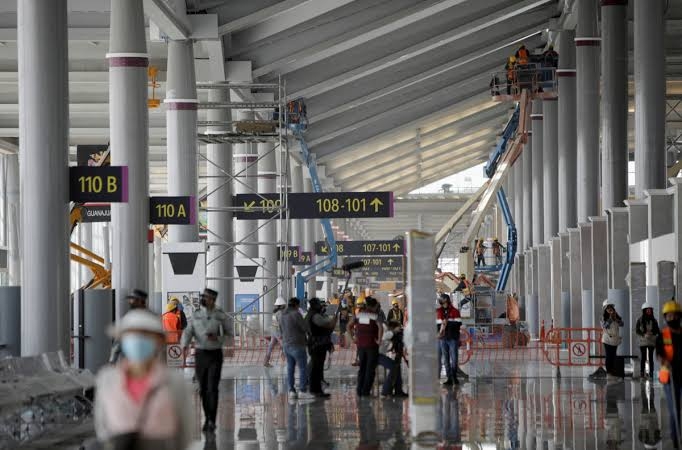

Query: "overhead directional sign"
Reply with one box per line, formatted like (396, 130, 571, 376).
(149, 196, 196, 225)
(331, 267, 347, 277)
(343, 256, 404, 280)
(233, 192, 393, 220)
(315, 240, 404, 256)
(278, 246, 301, 262)
(292, 251, 313, 266)
(78, 204, 111, 223)
(69, 166, 128, 203)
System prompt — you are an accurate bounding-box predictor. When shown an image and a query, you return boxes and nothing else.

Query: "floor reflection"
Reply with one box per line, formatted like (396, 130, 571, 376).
(191, 368, 672, 450)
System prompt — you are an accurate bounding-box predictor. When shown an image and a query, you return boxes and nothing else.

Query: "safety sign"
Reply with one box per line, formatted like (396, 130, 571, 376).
(167, 344, 184, 367)
(570, 342, 588, 365)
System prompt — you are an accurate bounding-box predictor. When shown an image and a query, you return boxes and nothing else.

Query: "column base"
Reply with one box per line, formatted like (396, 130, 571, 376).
(581, 290, 594, 328)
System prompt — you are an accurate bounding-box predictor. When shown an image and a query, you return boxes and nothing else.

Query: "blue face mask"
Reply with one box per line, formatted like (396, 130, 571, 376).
(121, 333, 158, 363)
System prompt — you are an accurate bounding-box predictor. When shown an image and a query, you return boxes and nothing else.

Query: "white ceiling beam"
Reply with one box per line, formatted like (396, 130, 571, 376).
(292, 1, 552, 99)
(394, 158, 488, 196)
(252, 0, 473, 79)
(223, 0, 358, 45)
(143, 0, 191, 40)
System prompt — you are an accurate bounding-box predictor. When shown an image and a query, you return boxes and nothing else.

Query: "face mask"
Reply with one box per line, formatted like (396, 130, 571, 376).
(667, 319, 681, 329)
(121, 333, 158, 363)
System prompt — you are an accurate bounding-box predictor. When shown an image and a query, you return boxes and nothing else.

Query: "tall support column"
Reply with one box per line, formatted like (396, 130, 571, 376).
(576, 0, 601, 222)
(531, 99, 544, 246)
(537, 245, 552, 330)
(522, 138, 533, 250)
(289, 161, 303, 295)
(514, 163, 523, 250)
(579, 223, 594, 328)
(601, 0, 629, 210)
(607, 207, 631, 355)
(7, 155, 20, 286)
(550, 237, 562, 326)
(568, 228, 582, 328)
(233, 110, 258, 259)
(543, 98, 559, 241)
(559, 233, 571, 327)
(634, 0, 667, 197)
(590, 217, 608, 331)
(303, 177, 315, 298)
(207, 89, 233, 314)
(108, 0, 149, 320)
(258, 103, 277, 327)
(79, 224, 92, 288)
(557, 30, 578, 232)
(166, 40, 198, 242)
(18, 0, 69, 355)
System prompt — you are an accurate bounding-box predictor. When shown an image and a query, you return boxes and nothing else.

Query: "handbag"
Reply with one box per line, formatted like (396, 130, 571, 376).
(103, 384, 162, 450)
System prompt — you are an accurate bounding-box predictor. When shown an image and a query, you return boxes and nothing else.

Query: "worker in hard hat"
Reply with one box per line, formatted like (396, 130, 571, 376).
(95, 310, 193, 449)
(387, 298, 405, 325)
(350, 295, 367, 366)
(657, 300, 682, 448)
(491, 238, 505, 265)
(475, 239, 486, 267)
(162, 298, 182, 344)
(505, 55, 517, 95)
(264, 297, 287, 367)
(636, 302, 661, 379)
(601, 299, 624, 381)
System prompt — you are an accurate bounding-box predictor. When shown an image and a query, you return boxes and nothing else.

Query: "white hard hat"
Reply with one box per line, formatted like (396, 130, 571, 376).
(109, 310, 164, 337)
(642, 302, 653, 311)
(603, 299, 615, 310)
(275, 296, 286, 306)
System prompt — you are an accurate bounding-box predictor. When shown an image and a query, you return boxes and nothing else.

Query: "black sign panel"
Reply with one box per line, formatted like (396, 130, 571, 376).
(344, 257, 403, 270)
(315, 240, 404, 256)
(79, 204, 111, 223)
(149, 196, 195, 225)
(70, 166, 128, 203)
(331, 267, 346, 277)
(233, 192, 393, 220)
(292, 251, 313, 266)
(278, 246, 301, 262)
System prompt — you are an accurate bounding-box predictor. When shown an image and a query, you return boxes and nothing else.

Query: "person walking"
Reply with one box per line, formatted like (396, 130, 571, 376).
(264, 297, 287, 367)
(353, 296, 383, 397)
(162, 299, 182, 344)
(279, 297, 314, 401)
(338, 299, 351, 348)
(378, 320, 408, 398)
(437, 293, 462, 386)
(657, 300, 682, 449)
(95, 309, 193, 449)
(601, 300, 624, 380)
(636, 302, 661, 379)
(180, 288, 233, 432)
(306, 297, 337, 398)
(109, 289, 149, 364)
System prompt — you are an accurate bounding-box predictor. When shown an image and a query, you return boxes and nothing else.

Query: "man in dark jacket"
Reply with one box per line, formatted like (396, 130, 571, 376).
(280, 298, 314, 401)
(352, 297, 383, 397)
(305, 298, 337, 398)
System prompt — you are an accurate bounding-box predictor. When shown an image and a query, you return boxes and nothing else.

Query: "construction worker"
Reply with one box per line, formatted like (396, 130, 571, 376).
(636, 302, 661, 379)
(264, 296, 287, 367)
(515, 44, 529, 65)
(492, 238, 506, 265)
(350, 295, 367, 366)
(657, 300, 682, 448)
(108, 289, 149, 364)
(475, 239, 485, 267)
(542, 45, 559, 68)
(387, 298, 405, 325)
(162, 298, 182, 344)
(437, 293, 462, 386)
(181, 288, 233, 433)
(353, 296, 383, 397)
(305, 298, 337, 398)
(601, 300, 624, 380)
(505, 55, 517, 95)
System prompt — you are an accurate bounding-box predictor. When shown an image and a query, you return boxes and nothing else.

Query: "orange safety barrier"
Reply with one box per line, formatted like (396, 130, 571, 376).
(542, 327, 604, 367)
(458, 325, 545, 363)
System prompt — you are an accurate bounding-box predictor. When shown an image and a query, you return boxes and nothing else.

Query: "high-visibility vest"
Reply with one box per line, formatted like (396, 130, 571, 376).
(517, 48, 529, 65)
(659, 327, 675, 384)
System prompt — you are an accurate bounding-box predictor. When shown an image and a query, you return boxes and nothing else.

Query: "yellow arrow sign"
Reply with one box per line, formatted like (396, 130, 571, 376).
(369, 198, 383, 213)
(244, 201, 256, 212)
(393, 243, 401, 252)
(321, 246, 328, 254)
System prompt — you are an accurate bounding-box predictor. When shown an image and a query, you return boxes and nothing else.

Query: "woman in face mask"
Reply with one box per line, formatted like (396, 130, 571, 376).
(94, 310, 194, 450)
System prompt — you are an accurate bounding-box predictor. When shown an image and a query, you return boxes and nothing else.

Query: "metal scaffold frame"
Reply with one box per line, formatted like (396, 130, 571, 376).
(197, 76, 291, 312)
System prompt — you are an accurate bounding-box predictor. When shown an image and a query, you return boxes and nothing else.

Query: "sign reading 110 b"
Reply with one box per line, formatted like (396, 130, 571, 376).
(233, 192, 393, 219)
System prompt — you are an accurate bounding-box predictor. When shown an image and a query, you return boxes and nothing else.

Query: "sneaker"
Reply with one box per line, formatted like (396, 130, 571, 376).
(457, 368, 470, 379)
(297, 391, 316, 400)
(453, 378, 460, 385)
(442, 379, 454, 387)
(393, 392, 409, 398)
(202, 421, 216, 432)
(288, 391, 298, 401)
(589, 367, 607, 379)
(607, 374, 622, 383)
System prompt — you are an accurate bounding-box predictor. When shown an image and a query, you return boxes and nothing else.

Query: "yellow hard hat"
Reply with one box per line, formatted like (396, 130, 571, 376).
(356, 297, 366, 305)
(460, 273, 466, 279)
(510, 56, 516, 62)
(166, 300, 178, 312)
(391, 299, 399, 305)
(663, 300, 681, 315)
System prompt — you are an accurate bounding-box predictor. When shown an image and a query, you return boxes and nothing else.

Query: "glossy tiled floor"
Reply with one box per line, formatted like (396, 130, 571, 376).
(186, 362, 674, 450)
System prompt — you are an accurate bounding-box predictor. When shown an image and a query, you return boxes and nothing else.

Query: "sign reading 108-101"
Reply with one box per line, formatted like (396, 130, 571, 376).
(233, 192, 393, 220)
(69, 166, 128, 203)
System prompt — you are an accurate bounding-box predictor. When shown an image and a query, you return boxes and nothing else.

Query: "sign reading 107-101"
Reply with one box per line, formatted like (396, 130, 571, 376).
(315, 240, 404, 256)
(233, 192, 393, 220)
(69, 166, 128, 203)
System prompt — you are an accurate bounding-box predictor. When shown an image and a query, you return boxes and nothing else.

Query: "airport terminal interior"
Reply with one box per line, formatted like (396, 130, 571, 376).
(4, 0, 682, 449)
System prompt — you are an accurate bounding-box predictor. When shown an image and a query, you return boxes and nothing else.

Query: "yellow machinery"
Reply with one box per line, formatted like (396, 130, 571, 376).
(69, 205, 111, 289)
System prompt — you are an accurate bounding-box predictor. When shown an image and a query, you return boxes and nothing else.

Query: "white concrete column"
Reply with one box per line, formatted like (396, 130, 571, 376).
(108, 0, 149, 320)
(579, 223, 594, 328)
(303, 176, 315, 298)
(233, 109, 258, 260)
(557, 30, 577, 232)
(568, 228, 582, 328)
(531, 100, 544, 247)
(165, 40, 198, 242)
(18, 0, 70, 354)
(542, 98, 559, 242)
(522, 138, 533, 250)
(6, 154, 20, 286)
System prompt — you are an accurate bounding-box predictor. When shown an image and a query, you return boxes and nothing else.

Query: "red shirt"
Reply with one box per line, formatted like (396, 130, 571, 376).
(437, 306, 462, 340)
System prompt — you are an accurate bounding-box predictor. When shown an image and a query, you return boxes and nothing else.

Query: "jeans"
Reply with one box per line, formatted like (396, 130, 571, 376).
(309, 348, 327, 394)
(264, 334, 281, 364)
(195, 349, 224, 423)
(604, 343, 618, 376)
(284, 345, 308, 392)
(640, 345, 655, 377)
(664, 380, 682, 448)
(357, 346, 379, 396)
(378, 354, 403, 395)
(440, 339, 459, 381)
